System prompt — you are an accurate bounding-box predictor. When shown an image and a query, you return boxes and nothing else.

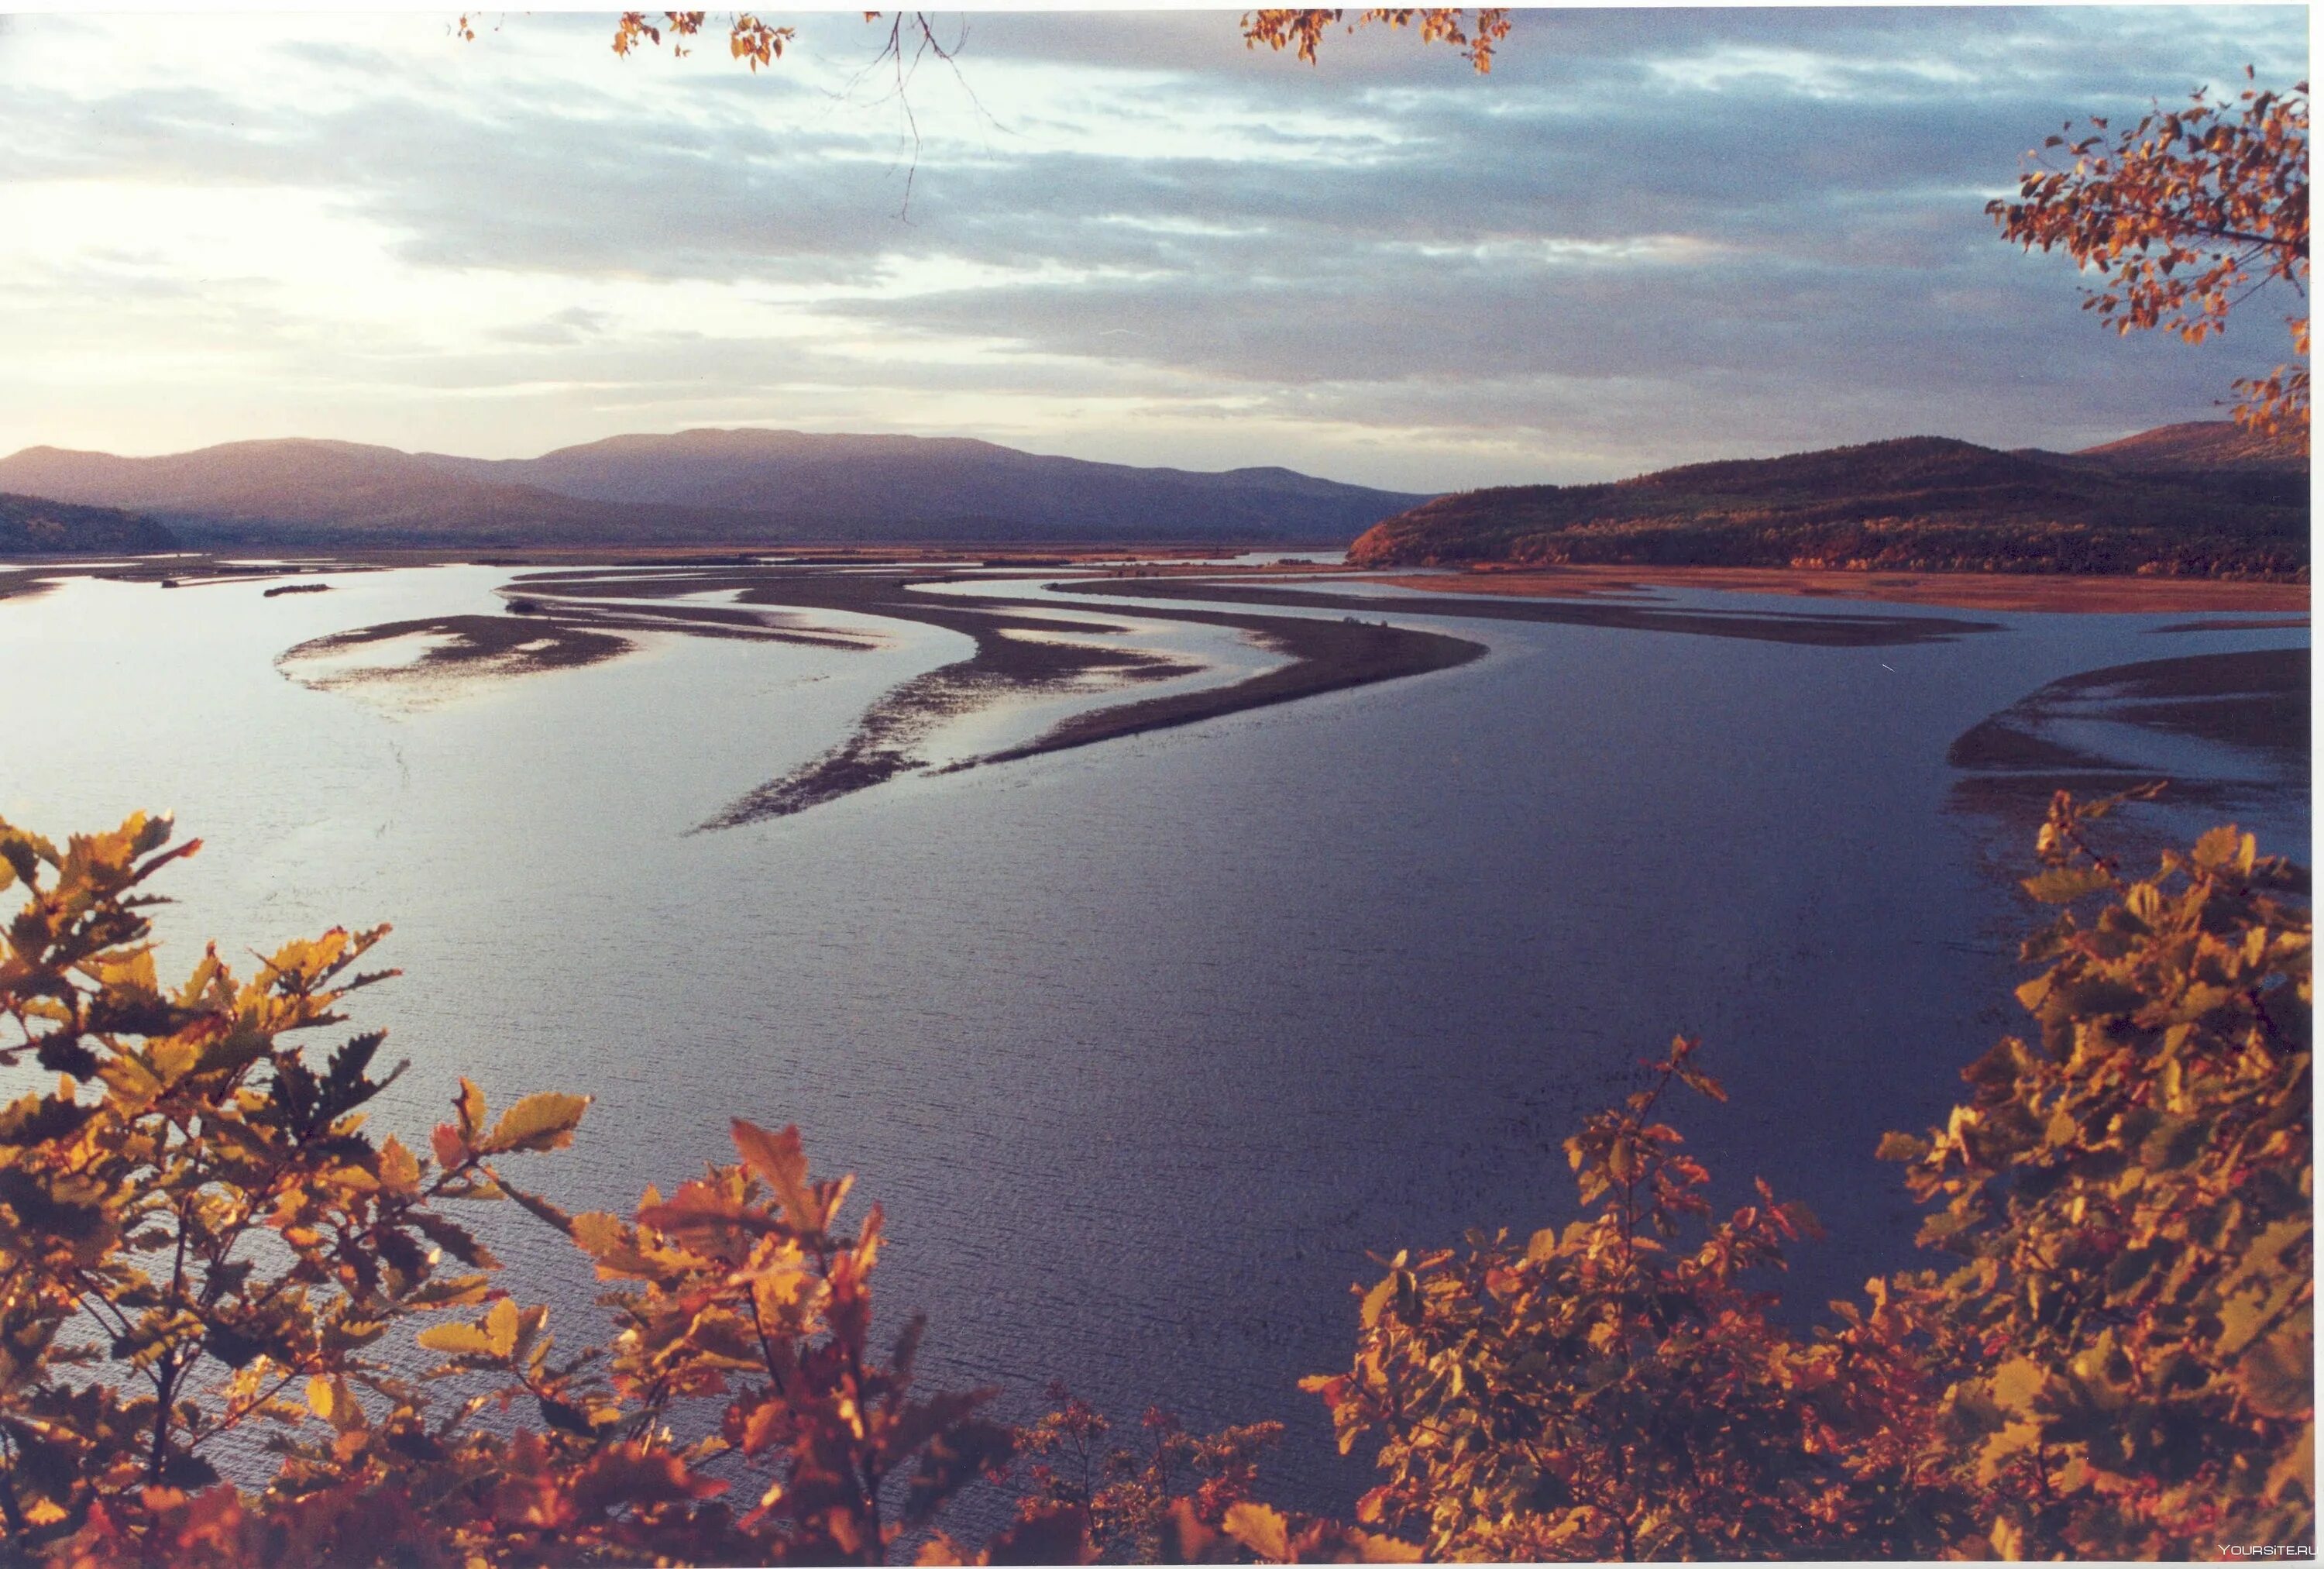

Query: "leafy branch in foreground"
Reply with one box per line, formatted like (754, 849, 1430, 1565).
(1991, 72, 2311, 443)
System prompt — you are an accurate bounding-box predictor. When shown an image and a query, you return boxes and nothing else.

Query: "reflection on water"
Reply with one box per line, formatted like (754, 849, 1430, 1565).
(0, 567, 2307, 1517)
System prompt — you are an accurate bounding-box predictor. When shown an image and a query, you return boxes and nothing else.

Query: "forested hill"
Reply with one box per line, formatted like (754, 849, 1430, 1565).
(0, 492, 178, 555)
(1349, 424, 2308, 578)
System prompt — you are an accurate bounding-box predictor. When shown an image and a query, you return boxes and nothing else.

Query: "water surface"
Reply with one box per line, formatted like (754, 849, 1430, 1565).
(0, 566, 2305, 1512)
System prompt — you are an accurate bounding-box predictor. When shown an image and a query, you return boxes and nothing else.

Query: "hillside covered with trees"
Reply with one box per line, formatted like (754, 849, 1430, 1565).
(0, 492, 177, 555)
(1348, 425, 2308, 578)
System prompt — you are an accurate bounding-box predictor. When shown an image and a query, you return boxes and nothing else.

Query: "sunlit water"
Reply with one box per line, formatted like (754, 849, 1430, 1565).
(0, 566, 2306, 1515)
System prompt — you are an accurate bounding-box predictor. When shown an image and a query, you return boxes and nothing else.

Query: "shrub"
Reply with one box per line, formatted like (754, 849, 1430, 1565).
(1308, 787, 2311, 1559)
(1301, 1034, 1969, 1560)
(0, 815, 1023, 1567)
(1882, 789, 2314, 1557)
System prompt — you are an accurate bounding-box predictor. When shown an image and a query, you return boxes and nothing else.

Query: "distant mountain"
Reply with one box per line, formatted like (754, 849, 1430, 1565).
(2066, 419, 2307, 472)
(0, 492, 178, 555)
(0, 432, 1426, 549)
(0, 441, 664, 548)
(428, 428, 1422, 538)
(1348, 424, 2309, 579)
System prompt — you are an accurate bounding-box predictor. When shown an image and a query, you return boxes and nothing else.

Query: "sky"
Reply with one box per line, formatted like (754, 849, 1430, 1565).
(0, 5, 2309, 491)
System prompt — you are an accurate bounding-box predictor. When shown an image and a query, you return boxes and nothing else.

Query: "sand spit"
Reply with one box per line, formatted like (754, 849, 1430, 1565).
(1942, 645, 2310, 872)
(50, 549, 2289, 831)
(988, 614, 1482, 762)
(260, 555, 2031, 822)
(706, 643, 1201, 824)
(2148, 617, 2312, 634)
(277, 614, 635, 696)
(0, 569, 62, 605)
(1051, 573, 1998, 646)
(1943, 646, 2305, 790)
(499, 563, 1485, 824)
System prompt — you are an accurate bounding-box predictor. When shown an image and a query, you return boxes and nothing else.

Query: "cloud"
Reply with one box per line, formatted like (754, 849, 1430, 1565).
(0, 6, 2306, 488)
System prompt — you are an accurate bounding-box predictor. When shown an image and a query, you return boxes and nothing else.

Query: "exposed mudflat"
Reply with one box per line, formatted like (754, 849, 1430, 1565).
(1052, 572, 1999, 646)
(1947, 646, 2309, 843)
(0, 569, 57, 604)
(503, 563, 1487, 823)
(277, 614, 636, 694)
(2147, 617, 2312, 634)
(1949, 648, 2309, 771)
(129, 550, 2310, 833)
(707, 643, 1202, 824)
(991, 616, 1481, 762)
(1364, 564, 2310, 615)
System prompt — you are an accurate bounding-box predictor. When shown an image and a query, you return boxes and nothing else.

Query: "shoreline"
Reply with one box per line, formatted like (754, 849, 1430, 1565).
(1357, 563, 2310, 615)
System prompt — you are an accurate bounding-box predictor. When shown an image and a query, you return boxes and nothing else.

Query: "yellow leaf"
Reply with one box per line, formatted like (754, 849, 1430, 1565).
(1977, 1419, 2043, 1485)
(379, 1135, 421, 1193)
(1607, 1137, 1637, 1183)
(486, 1296, 520, 1357)
(1991, 1357, 2045, 1416)
(480, 1092, 590, 1155)
(1352, 1529, 1423, 1561)
(2195, 825, 2243, 868)
(1222, 1502, 1291, 1561)
(417, 1321, 496, 1356)
(455, 1077, 486, 1137)
(306, 1375, 334, 1420)
(731, 1120, 816, 1227)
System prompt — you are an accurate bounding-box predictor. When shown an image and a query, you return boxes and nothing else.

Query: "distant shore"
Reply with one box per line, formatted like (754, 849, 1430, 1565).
(1362, 563, 2310, 615)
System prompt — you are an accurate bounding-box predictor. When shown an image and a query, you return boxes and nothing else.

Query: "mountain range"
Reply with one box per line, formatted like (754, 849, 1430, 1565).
(1349, 422, 2308, 579)
(0, 421, 2305, 574)
(0, 430, 1428, 551)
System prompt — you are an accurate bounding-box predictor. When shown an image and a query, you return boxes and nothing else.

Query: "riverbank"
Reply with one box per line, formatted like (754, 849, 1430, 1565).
(1362, 563, 2310, 615)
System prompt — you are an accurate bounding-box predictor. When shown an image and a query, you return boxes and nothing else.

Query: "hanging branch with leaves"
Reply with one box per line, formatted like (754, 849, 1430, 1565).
(1239, 9, 1511, 74)
(1990, 72, 2310, 446)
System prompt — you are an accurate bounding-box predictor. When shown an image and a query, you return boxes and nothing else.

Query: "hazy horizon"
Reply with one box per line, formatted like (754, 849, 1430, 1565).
(2, 7, 2308, 490)
(0, 411, 2271, 497)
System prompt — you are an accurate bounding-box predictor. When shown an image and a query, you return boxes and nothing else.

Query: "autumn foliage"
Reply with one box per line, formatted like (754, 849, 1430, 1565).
(1992, 74, 2311, 446)
(605, 11, 793, 69)
(0, 790, 2309, 1563)
(1303, 789, 2311, 1560)
(1304, 1035, 1970, 1560)
(0, 817, 1022, 1565)
(1882, 790, 2314, 1557)
(1239, 11, 1510, 74)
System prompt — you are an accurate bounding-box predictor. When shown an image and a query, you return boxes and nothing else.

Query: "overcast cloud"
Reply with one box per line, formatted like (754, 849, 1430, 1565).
(0, 6, 2306, 489)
